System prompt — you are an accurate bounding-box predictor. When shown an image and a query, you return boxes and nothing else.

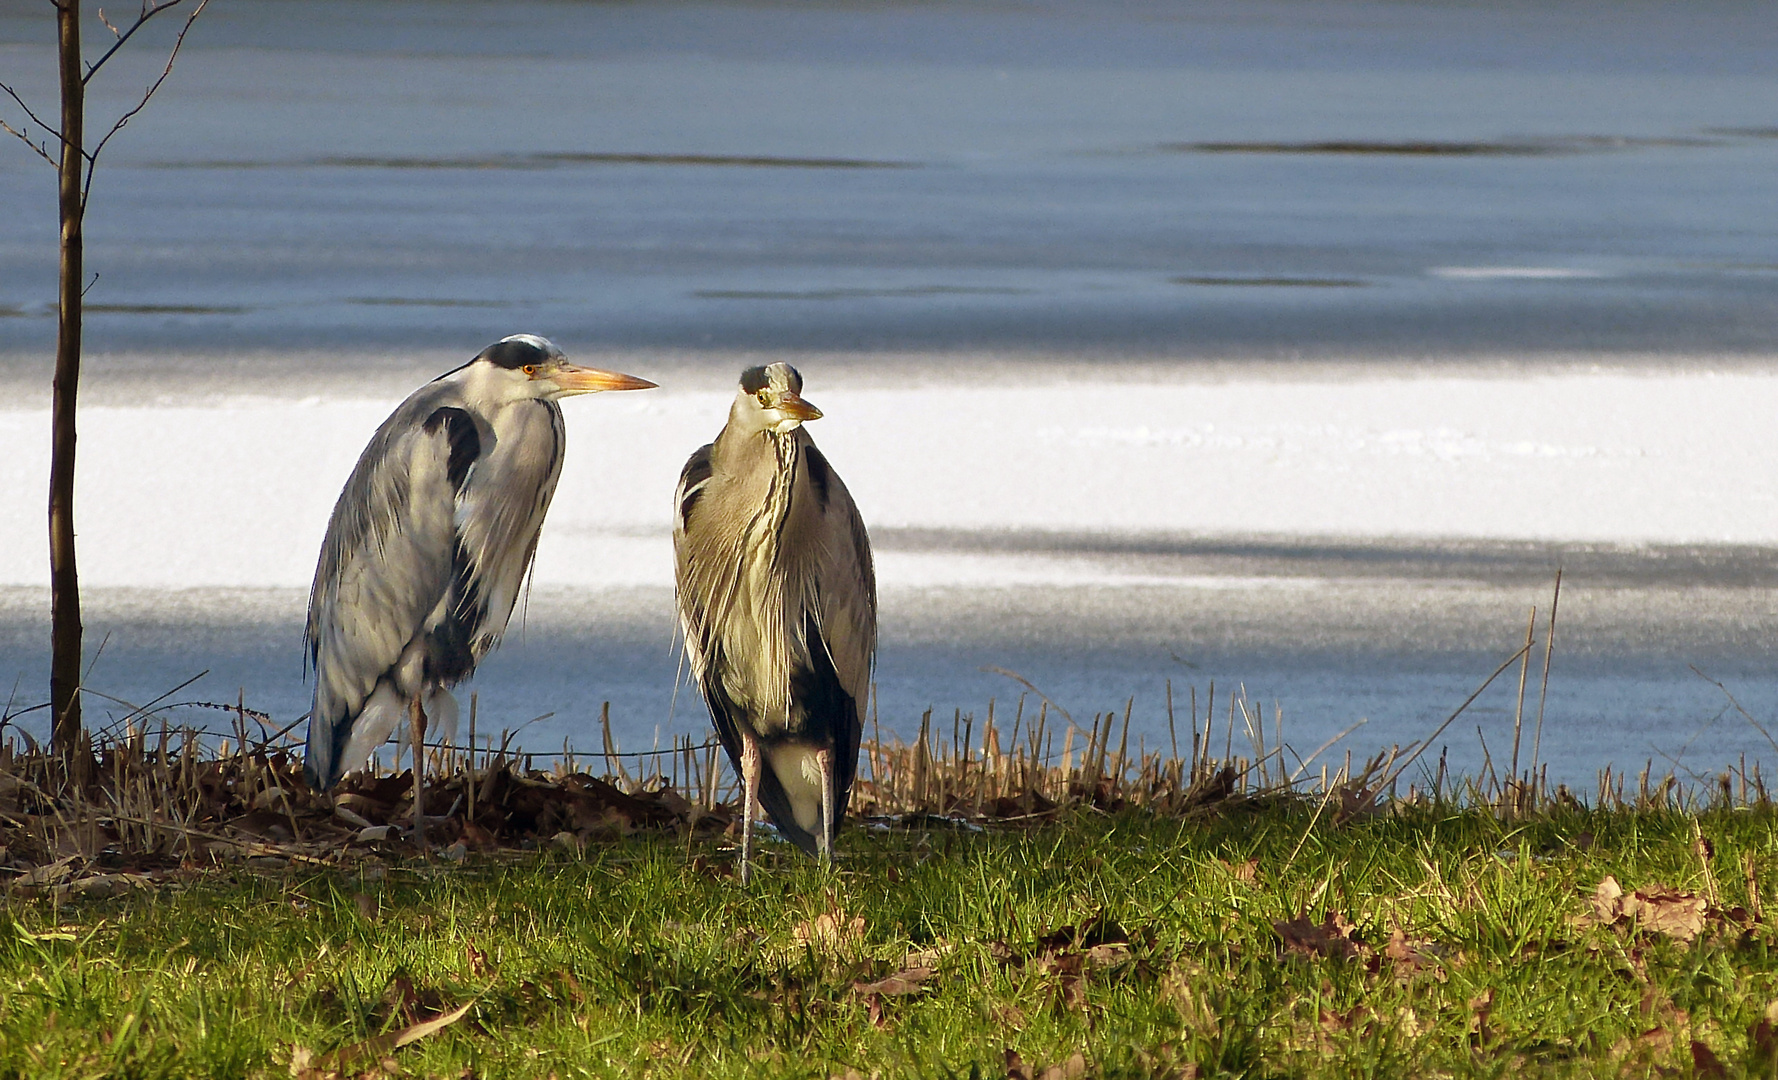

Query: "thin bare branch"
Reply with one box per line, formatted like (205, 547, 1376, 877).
(98, 6, 122, 38)
(979, 666, 1074, 727)
(0, 119, 58, 167)
(0, 80, 67, 145)
(83, 0, 208, 202)
(84, 0, 190, 85)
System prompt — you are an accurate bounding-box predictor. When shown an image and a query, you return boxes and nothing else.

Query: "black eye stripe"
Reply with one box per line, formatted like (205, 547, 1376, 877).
(478, 339, 549, 370)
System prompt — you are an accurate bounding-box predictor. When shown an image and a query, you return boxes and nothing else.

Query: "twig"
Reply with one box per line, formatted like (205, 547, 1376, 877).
(83, 0, 194, 85)
(0, 117, 58, 166)
(82, 670, 209, 740)
(1509, 606, 1535, 785)
(101, 811, 334, 866)
(1529, 569, 1562, 783)
(81, 631, 112, 684)
(0, 80, 65, 151)
(1380, 643, 1533, 792)
(1290, 717, 1368, 783)
(83, 0, 210, 202)
(1689, 665, 1778, 758)
(979, 667, 1073, 728)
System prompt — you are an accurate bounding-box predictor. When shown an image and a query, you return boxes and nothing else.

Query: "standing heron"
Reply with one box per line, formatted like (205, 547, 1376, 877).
(674, 363, 876, 879)
(303, 335, 655, 838)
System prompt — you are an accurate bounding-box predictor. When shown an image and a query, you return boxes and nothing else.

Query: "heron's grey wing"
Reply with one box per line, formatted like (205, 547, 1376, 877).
(304, 390, 468, 786)
(800, 442, 877, 809)
(445, 399, 566, 663)
(672, 444, 751, 767)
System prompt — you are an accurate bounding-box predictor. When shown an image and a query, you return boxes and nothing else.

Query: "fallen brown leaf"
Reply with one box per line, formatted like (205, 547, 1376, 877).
(1374, 927, 1444, 982)
(319, 1001, 471, 1072)
(1083, 942, 1132, 967)
(459, 821, 498, 851)
(1754, 1018, 1778, 1062)
(1467, 987, 1495, 1045)
(465, 942, 491, 978)
(795, 911, 867, 952)
(1221, 858, 1258, 883)
(1588, 877, 1707, 942)
(1034, 1051, 1088, 1080)
(854, 966, 934, 997)
(991, 1002, 1029, 1031)
(1691, 1040, 1727, 1080)
(1275, 912, 1365, 962)
(1004, 1048, 1029, 1080)
(1611, 1025, 1674, 1061)
(905, 942, 951, 968)
(1630, 887, 1708, 942)
(1590, 875, 1625, 923)
(1752, 1001, 1778, 1066)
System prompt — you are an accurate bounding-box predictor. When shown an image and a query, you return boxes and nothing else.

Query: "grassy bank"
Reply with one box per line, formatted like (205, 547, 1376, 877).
(6, 802, 1778, 1078)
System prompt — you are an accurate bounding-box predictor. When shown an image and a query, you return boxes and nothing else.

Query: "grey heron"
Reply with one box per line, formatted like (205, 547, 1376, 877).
(303, 335, 656, 830)
(673, 363, 876, 880)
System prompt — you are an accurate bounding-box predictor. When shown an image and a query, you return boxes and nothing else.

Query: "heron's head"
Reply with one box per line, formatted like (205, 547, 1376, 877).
(473, 335, 656, 400)
(732, 362, 822, 435)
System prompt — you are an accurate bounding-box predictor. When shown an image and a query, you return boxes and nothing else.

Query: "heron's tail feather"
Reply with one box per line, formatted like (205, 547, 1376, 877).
(755, 773, 822, 857)
(306, 680, 406, 791)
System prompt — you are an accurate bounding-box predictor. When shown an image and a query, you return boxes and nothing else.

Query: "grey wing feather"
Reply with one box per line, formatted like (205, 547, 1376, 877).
(448, 399, 565, 655)
(804, 444, 875, 713)
(305, 386, 463, 782)
(671, 444, 721, 691)
(803, 443, 875, 796)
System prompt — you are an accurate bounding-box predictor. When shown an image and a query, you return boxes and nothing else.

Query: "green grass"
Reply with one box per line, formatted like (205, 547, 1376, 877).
(5, 803, 1778, 1078)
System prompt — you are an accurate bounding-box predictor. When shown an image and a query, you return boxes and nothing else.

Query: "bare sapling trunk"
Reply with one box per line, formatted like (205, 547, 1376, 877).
(50, 0, 87, 779)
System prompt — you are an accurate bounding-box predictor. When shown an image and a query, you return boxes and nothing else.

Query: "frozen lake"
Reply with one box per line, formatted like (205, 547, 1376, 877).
(1, 0, 1776, 787)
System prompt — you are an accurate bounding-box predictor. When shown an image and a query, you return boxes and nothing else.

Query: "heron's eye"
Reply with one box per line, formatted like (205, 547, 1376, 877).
(755, 391, 771, 407)
(522, 365, 536, 376)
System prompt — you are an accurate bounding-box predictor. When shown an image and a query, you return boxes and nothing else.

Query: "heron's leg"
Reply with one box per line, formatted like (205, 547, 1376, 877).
(816, 747, 834, 867)
(409, 693, 428, 853)
(740, 732, 761, 884)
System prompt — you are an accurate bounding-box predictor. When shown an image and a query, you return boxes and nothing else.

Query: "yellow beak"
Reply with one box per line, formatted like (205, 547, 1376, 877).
(551, 362, 658, 394)
(777, 391, 822, 421)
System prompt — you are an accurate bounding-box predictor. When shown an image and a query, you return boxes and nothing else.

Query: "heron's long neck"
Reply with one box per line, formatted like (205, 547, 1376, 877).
(756, 432, 800, 557)
(707, 429, 804, 725)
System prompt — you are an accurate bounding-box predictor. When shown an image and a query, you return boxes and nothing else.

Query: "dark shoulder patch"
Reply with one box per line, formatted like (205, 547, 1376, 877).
(678, 444, 714, 526)
(425, 535, 483, 684)
(423, 406, 481, 490)
(739, 365, 770, 393)
(477, 338, 549, 370)
(804, 443, 832, 512)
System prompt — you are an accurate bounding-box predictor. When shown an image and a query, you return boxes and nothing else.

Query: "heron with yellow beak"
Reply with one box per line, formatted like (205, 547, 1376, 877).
(303, 335, 655, 844)
(674, 362, 877, 879)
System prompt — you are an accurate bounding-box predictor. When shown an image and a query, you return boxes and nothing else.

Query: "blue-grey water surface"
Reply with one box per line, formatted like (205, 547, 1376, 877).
(2, 0, 1777, 789)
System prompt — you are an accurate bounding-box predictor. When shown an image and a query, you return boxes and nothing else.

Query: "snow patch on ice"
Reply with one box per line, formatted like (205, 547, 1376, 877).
(1, 369, 1775, 590)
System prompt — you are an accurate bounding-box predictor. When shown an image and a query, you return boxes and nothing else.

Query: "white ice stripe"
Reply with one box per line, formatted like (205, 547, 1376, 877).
(1430, 266, 1609, 280)
(2, 369, 1778, 589)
